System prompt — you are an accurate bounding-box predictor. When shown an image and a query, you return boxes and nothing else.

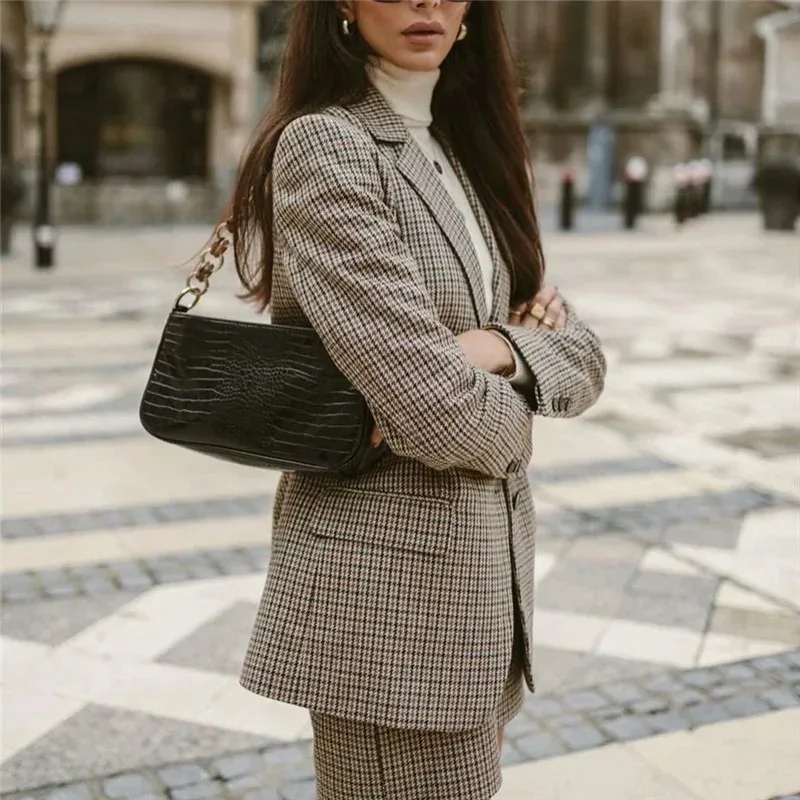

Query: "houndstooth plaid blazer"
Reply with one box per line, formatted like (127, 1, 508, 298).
(240, 88, 606, 732)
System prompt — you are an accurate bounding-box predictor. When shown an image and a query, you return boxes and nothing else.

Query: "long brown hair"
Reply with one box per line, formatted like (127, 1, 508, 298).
(230, 1, 544, 310)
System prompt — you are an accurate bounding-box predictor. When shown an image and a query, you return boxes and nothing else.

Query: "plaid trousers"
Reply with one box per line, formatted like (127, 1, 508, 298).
(311, 615, 526, 800)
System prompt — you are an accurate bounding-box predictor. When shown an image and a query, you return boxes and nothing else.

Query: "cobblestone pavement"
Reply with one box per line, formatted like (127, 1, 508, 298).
(2, 215, 799, 799)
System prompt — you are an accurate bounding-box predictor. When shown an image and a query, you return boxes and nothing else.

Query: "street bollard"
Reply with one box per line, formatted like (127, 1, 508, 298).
(687, 160, 703, 220)
(559, 169, 575, 231)
(753, 159, 800, 231)
(673, 163, 690, 226)
(685, 161, 696, 220)
(699, 158, 713, 215)
(623, 179, 643, 230)
(622, 156, 647, 230)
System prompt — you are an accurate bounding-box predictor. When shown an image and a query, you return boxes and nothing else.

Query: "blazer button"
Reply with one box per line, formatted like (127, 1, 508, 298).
(433, 160, 443, 174)
(551, 396, 571, 414)
(507, 459, 521, 474)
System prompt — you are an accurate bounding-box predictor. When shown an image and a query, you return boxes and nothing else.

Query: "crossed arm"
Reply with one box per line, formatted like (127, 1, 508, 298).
(273, 114, 605, 476)
(274, 114, 533, 479)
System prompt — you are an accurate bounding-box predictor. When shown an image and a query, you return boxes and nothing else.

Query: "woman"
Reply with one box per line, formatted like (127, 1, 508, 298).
(233, 2, 606, 798)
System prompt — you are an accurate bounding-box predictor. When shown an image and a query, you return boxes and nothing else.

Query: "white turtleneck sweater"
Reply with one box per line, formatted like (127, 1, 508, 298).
(368, 59, 495, 309)
(368, 59, 531, 387)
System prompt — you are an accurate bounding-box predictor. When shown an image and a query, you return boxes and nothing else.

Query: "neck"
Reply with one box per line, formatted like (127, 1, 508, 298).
(367, 58, 439, 129)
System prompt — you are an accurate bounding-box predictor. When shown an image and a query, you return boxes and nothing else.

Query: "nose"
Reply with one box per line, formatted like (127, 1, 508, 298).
(411, 0, 442, 8)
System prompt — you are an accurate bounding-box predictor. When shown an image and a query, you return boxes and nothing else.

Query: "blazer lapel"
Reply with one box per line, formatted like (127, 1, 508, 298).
(394, 142, 488, 323)
(347, 89, 488, 324)
(439, 139, 510, 323)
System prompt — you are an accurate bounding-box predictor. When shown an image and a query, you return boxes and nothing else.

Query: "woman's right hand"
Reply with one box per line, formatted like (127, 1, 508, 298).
(455, 329, 515, 376)
(509, 285, 567, 330)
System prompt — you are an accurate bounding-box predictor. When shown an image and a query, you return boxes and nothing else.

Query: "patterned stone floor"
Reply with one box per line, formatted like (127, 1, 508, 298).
(1, 214, 798, 799)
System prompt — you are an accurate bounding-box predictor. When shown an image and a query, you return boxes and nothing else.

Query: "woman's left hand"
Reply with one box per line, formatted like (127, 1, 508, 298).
(508, 285, 566, 330)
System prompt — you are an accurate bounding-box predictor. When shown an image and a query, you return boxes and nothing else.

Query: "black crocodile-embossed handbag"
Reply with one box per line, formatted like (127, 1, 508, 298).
(139, 222, 386, 475)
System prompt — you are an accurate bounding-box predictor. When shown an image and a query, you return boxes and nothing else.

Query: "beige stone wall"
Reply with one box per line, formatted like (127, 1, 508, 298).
(52, 2, 236, 77)
(775, 26, 800, 124)
(56, 179, 220, 225)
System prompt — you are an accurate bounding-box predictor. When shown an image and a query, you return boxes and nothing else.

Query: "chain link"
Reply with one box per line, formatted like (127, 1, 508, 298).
(174, 220, 233, 310)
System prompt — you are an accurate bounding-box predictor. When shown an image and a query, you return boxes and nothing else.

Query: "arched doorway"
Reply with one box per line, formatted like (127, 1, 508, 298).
(56, 59, 211, 179)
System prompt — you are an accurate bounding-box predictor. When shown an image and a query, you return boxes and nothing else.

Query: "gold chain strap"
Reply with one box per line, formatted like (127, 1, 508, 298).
(174, 219, 233, 311)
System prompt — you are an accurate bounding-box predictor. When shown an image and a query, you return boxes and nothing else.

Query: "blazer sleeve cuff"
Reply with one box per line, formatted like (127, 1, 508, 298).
(484, 306, 606, 418)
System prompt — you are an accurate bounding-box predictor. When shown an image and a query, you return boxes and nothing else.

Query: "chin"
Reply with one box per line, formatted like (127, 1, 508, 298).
(393, 50, 448, 72)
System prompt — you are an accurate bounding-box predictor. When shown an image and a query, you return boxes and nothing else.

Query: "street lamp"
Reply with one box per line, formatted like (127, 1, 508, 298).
(25, 0, 66, 269)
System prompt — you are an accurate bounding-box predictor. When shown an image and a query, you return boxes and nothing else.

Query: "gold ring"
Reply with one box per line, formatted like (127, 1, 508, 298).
(541, 317, 555, 329)
(509, 309, 522, 318)
(529, 302, 546, 321)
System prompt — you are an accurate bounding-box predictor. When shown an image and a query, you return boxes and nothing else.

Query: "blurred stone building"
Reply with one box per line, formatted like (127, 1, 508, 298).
(506, 0, 800, 208)
(1, 0, 798, 222)
(1, 0, 262, 224)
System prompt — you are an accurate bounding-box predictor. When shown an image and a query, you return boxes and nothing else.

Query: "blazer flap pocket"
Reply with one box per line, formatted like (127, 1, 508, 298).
(313, 487, 453, 556)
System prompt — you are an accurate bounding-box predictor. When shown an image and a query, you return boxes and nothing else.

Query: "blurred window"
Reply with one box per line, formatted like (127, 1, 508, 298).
(57, 60, 210, 179)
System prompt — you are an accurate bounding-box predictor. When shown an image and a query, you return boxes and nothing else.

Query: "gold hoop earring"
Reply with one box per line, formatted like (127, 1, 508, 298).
(341, 18, 353, 37)
(457, 23, 467, 41)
